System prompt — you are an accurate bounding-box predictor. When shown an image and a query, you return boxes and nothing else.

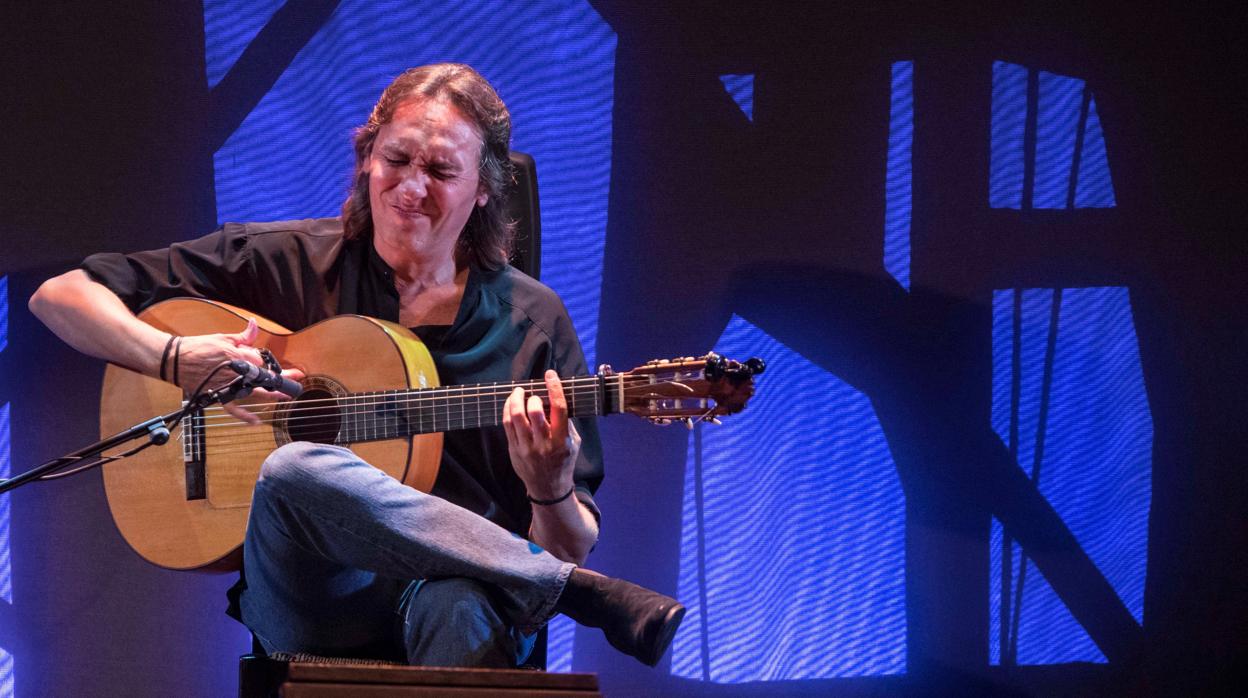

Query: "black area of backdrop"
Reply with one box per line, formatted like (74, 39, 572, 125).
(1, 1, 1244, 696)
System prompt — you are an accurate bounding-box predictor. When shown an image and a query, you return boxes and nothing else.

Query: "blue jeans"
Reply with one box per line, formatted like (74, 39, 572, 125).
(238, 441, 572, 666)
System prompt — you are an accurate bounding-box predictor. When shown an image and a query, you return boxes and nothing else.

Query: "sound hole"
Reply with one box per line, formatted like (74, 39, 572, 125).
(286, 388, 343, 444)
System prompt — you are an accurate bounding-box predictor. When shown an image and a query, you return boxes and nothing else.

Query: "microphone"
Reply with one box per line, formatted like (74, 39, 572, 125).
(228, 360, 303, 398)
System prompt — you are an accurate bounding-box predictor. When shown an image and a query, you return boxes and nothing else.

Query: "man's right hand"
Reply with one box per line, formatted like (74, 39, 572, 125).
(173, 318, 304, 425)
(29, 270, 302, 426)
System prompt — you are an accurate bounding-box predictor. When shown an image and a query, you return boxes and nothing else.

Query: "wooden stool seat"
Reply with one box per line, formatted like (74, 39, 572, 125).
(239, 655, 602, 697)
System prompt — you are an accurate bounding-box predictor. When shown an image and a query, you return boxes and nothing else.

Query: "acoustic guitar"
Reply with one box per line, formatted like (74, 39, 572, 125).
(99, 298, 762, 572)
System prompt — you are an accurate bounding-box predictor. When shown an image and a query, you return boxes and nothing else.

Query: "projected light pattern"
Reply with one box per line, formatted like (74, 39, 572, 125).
(202, 0, 284, 88)
(205, 0, 616, 370)
(1, 274, 12, 695)
(989, 287, 1151, 665)
(990, 61, 1116, 209)
(671, 315, 906, 682)
(544, 615, 574, 672)
(884, 60, 913, 290)
(718, 74, 754, 121)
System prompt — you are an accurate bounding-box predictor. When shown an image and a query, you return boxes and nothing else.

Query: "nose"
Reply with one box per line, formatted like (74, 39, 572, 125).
(396, 169, 428, 199)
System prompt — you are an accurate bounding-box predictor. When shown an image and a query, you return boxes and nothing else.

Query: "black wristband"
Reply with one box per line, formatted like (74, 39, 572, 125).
(527, 485, 575, 506)
(159, 335, 177, 382)
(171, 337, 183, 387)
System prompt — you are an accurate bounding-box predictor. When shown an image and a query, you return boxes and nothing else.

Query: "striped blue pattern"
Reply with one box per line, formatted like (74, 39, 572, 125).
(1, 273, 12, 696)
(203, 0, 284, 88)
(207, 0, 616, 369)
(989, 287, 1151, 665)
(0, 402, 9, 605)
(884, 61, 913, 290)
(544, 614, 575, 672)
(672, 315, 906, 682)
(1074, 98, 1116, 208)
(718, 74, 754, 121)
(1033, 71, 1084, 209)
(989, 61, 1027, 209)
(990, 62, 1116, 210)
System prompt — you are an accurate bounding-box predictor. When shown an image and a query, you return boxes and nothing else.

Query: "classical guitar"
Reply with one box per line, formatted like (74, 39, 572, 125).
(99, 298, 763, 572)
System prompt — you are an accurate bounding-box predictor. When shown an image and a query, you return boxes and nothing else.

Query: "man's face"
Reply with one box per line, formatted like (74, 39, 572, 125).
(368, 98, 488, 264)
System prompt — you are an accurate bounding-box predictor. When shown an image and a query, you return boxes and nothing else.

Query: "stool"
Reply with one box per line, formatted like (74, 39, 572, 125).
(239, 654, 601, 697)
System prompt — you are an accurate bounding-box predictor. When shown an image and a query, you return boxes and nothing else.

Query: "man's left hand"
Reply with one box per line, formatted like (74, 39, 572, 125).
(502, 369, 581, 500)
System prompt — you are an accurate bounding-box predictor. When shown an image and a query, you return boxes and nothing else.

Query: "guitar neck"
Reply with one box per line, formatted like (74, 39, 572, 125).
(337, 375, 618, 443)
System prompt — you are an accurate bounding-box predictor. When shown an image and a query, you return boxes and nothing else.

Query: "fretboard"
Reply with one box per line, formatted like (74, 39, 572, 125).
(338, 376, 612, 443)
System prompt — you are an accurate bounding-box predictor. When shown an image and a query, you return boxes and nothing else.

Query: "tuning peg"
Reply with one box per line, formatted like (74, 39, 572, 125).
(684, 418, 694, 430)
(746, 357, 766, 375)
(708, 417, 722, 425)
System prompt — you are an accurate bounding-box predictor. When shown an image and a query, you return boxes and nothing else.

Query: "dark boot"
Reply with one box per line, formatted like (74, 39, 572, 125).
(555, 568, 686, 666)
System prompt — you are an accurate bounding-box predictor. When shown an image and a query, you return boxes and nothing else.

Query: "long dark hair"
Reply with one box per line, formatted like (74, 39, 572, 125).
(342, 63, 514, 270)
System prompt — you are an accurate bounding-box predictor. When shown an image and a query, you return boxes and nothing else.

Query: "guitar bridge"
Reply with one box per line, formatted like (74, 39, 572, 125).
(181, 404, 206, 501)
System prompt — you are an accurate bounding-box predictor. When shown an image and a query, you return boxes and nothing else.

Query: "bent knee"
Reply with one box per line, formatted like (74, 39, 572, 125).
(258, 441, 354, 487)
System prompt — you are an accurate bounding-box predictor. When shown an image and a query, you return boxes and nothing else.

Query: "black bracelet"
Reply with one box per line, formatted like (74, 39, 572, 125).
(527, 485, 575, 506)
(159, 335, 178, 382)
(171, 337, 183, 387)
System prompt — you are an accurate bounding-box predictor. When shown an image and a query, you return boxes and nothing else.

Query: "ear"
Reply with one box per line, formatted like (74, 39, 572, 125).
(476, 190, 489, 208)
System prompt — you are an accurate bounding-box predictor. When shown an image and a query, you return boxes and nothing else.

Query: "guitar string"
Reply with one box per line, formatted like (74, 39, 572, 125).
(192, 382, 626, 428)
(180, 393, 613, 457)
(190, 375, 657, 428)
(182, 390, 606, 440)
(191, 373, 647, 413)
(179, 380, 620, 445)
(173, 373, 716, 456)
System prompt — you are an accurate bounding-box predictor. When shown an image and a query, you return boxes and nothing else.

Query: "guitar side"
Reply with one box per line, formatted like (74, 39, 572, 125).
(99, 298, 442, 571)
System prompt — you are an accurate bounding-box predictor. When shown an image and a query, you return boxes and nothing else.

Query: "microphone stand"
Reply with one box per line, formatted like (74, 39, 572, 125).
(0, 375, 257, 495)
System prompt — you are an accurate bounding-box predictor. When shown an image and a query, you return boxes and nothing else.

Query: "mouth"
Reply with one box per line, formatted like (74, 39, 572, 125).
(391, 204, 429, 219)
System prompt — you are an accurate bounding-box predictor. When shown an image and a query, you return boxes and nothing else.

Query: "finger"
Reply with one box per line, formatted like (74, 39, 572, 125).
(249, 387, 293, 403)
(507, 387, 532, 447)
(224, 401, 261, 426)
(544, 370, 568, 442)
(232, 317, 260, 347)
(502, 388, 519, 447)
(527, 394, 550, 441)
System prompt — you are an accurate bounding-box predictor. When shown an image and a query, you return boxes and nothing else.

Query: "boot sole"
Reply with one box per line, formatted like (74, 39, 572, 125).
(643, 603, 687, 666)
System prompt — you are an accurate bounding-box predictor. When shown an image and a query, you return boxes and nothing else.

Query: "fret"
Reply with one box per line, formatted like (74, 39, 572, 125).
(331, 374, 623, 443)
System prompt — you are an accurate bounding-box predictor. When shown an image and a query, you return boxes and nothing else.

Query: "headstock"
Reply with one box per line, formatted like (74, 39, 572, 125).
(606, 353, 765, 427)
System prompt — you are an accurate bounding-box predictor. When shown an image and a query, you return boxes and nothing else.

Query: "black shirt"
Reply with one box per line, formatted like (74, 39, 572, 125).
(80, 217, 604, 534)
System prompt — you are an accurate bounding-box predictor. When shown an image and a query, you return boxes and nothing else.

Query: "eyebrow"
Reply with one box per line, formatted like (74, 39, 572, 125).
(377, 142, 463, 167)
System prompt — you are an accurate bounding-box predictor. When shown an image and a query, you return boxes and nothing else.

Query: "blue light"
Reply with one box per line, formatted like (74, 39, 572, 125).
(989, 62, 1116, 210)
(203, 0, 285, 88)
(1033, 71, 1084, 209)
(206, 0, 616, 369)
(1074, 98, 1116, 208)
(545, 614, 575, 672)
(989, 61, 1028, 209)
(0, 403, 10, 604)
(884, 61, 913, 290)
(718, 74, 754, 121)
(671, 315, 906, 682)
(989, 287, 1151, 664)
(0, 271, 11, 696)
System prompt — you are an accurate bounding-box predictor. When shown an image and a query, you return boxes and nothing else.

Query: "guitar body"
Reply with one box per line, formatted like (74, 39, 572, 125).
(100, 298, 442, 571)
